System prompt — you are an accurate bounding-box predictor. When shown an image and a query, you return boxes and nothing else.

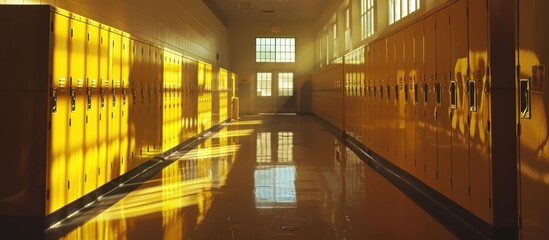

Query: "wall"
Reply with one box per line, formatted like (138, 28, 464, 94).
(229, 19, 316, 114)
(0, 0, 230, 69)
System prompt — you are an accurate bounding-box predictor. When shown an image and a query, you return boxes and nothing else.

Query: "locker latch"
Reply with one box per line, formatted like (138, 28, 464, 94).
(112, 87, 116, 107)
(100, 88, 105, 108)
(520, 78, 531, 118)
(87, 88, 92, 110)
(450, 81, 457, 109)
(132, 87, 137, 105)
(50, 88, 57, 114)
(469, 80, 477, 112)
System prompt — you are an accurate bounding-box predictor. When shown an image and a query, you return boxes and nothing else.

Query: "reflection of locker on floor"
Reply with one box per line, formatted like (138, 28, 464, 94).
(0, 5, 238, 233)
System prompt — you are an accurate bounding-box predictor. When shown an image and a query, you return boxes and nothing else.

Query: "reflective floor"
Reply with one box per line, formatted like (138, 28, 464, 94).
(52, 115, 457, 239)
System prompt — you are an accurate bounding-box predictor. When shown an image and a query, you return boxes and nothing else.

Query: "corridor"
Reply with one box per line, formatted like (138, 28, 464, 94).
(47, 115, 456, 239)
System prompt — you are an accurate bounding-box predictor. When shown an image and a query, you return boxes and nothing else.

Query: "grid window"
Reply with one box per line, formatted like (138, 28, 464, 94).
(390, 0, 420, 24)
(278, 72, 294, 96)
(257, 72, 272, 96)
(256, 132, 272, 163)
(256, 37, 295, 62)
(333, 23, 338, 58)
(325, 33, 329, 65)
(345, 8, 351, 51)
(277, 132, 293, 163)
(361, 0, 374, 39)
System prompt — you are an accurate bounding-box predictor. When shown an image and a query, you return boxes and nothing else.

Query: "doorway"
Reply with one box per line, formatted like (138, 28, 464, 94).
(255, 71, 296, 113)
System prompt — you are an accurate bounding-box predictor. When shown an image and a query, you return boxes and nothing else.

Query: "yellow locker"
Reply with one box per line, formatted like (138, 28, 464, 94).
(404, 26, 416, 175)
(107, 30, 122, 181)
(155, 48, 164, 154)
(358, 49, 366, 143)
(436, 7, 452, 198)
(47, 9, 70, 214)
(373, 44, 381, 153)
(83, 19, 100, 195)
(97, 25, 110, 188)
(365, 45, 373, 151)
(414, 20, 427, 183)
(469, 0, 491, 223)
(386, 35, 396, 164)
(395, 30, 406, 169)
(119, 34, 131, 175)
(423, 15, 438, 189)
(67, 15, 86, 203)
(450, 0, 470, 209)
(130, 40, 143, 168)
(141, 43, 152, 161)
(519, 0, 549, 236)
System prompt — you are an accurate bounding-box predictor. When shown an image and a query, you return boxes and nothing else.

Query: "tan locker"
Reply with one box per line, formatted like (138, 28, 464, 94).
(48, 9, 71, 214)
(469, 0, 491, 223)
(83, 19, 100, 195)
(365, 46, 375, 148)
(450, 0, 470, 209)
(107, 30, 122, 181)
(373, 43, 381, 153)
(424, 15, 438, 188)
(386, 35, 396, 164)
(404, 26, 416, 175)
(97, 25, 110, 188)
(368, 45, 378, 153)
(359, 48, 366, 143)
(67, 15, 86, 203)
(518, 0, 549, 237)
(119, 34, 131, 175)
(436, 7, 452, 198)
(395, 30, 406, 169)
(414, 21, 427, 183)
(379, 41, 388, 160)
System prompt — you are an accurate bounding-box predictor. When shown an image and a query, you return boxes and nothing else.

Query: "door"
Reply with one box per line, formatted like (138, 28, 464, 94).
(255, 71, 296, 113)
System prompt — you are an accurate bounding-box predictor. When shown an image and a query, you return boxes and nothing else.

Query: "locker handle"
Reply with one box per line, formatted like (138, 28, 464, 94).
(123, 88, 127, 106)
(71, 89, 76, 112)
(100, 88, 105, 108)
(386, 85, 391, 99)
(435, 82, 441, 106)
(380, 85, 384, 99)
(520, 78, 530, 118)
(450, 81, 457, 109)
(112, 88, 116, 107)
(133, 88, 137, 105)
(423, 83, 428, 103)
(404, 84, 409, 103)
(414, 82, 419, 104)
(141, 87, 145, 104)
(87, 88, 92, 110)
(395, 84, 399, 101)
(50, 88, 57, 114)
(469, 80, 477, 112)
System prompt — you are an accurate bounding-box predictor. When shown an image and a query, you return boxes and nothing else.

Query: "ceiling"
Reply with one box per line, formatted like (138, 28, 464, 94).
(211, 0, 329, 21)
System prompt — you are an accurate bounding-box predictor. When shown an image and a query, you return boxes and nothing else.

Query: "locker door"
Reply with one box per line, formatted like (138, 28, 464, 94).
(131, 41, 143, 167)
(379, 42, 388, 160)
(395, 30, 406, 169)
(423, 15, 438, 188)
(386, 35, 396, 163)
(83, 19, 100, 196)
(97, 25, 110, 188)
(107, 30, 122, 181)
(67, 16, 86, 203)
(469, 0, 491, 223)
(414, 21, 427, 182)
(359, 48, 367, 145)
(141, 44, 152, 161)
(404, 26, 416, 175)
(363, 48, 372, 149)
(47, 10, 70, 214)
(155, 49, 163, 154)
(436, 7, 452, 198)
(450, 0, 470, 209)
(518, 0, 549, 237)
(373, 43, 381, 153)
(119, 34, 130, 175)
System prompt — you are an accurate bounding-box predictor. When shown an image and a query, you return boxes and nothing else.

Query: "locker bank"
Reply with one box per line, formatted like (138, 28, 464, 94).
(0, 0, 545, 239)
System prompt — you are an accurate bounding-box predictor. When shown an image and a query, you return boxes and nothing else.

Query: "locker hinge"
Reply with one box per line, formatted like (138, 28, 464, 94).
(450, 178, 453, 187)
(50, 21, 54, 32)
(489, 197, 492, 209)
(517, 65, 521, 78)
(517, 123, 522, 136)
(46, 189, 50, 200)
(466, 6, 469, 17)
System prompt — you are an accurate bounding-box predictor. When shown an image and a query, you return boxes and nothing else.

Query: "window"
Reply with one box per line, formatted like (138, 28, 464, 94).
(257, 72, 272, 96)
(256, 37, 295, 62)
(325, 32, 329, 65)
(361, 0, 374, 39)
(390, 0, 420, 24)
(333, 23, 338, 58)
(345, 8, 351, 51)
(278, 72, 294, 96)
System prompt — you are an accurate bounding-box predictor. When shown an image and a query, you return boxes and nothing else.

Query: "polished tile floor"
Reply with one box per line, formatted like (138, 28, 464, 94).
(51, 115, 456, 239)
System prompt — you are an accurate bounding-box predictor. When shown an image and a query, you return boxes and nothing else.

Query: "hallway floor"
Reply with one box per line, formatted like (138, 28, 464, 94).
(49, 115, 456, 239)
